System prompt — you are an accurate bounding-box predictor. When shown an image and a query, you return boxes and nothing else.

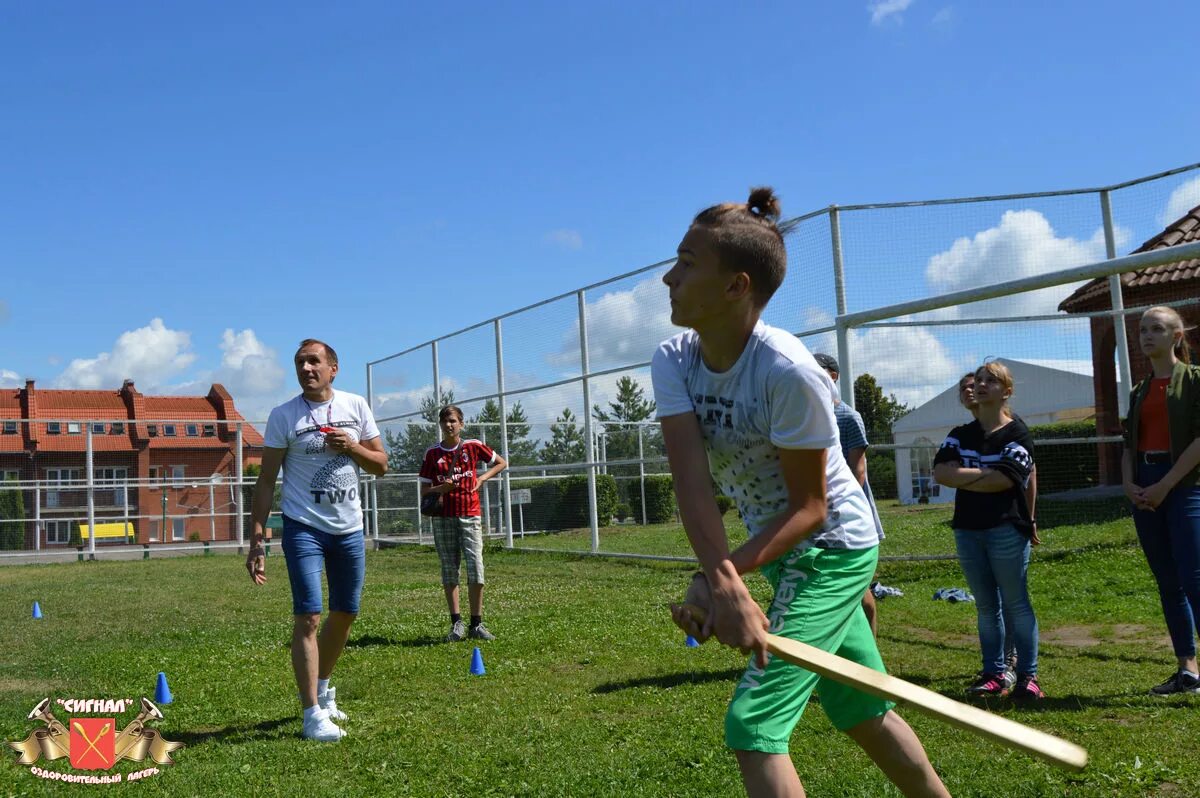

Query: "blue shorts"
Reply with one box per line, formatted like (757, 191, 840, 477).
(281, 516, 365, 615)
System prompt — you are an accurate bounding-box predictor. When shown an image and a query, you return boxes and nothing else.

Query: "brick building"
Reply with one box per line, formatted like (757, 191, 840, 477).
(0, 379, 263, 547)
(1059, 202, 1200, 484)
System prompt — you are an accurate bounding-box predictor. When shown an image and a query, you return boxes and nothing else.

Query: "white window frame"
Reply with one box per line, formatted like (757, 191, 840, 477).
(186, 424, 199, 437)
(91, 422, 105, 434)
(45, 468, 82, 509)
(171, 465, 186, 483)
(47, 422, 61, 435)
(46, 520, 73, 545)
(110, 422, 125, 435)
(172, 518, 186, 541)
(163, 424, 177, 437)
(202, 424, 217, 437)
(67, 422, 82, 435)
(2, 421, 16, 434)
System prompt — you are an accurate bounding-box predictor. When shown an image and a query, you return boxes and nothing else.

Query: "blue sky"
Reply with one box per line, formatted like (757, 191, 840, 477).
(2, 1, 1199, 426)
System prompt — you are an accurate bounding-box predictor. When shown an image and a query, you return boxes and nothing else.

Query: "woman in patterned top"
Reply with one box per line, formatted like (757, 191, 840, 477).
(933, 361, 1041, 701)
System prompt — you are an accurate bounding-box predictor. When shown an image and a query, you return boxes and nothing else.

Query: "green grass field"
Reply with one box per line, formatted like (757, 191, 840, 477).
(3, 504, 1198, 797)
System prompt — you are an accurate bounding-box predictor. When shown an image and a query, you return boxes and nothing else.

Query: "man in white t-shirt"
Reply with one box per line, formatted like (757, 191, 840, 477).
(247, 338, 387, 742)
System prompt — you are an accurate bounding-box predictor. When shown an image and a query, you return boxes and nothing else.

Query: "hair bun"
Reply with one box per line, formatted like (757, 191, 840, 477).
(747, 187, 781, 220)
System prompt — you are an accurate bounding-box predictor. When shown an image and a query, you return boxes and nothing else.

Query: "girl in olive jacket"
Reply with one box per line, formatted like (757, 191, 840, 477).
(1123, 305, 1200, 696)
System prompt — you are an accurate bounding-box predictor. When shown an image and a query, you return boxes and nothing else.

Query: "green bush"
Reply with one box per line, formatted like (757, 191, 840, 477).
(1029, 420, 1100, 494)
(641, 475, 677, 524)
(867, 450, 898, 500)
(715, 495, 735, 517)
(0, 486, 25, 550)
(189, 531, 201, 542)
(615, 503, 631, 522)
(556, 474, 618, 528)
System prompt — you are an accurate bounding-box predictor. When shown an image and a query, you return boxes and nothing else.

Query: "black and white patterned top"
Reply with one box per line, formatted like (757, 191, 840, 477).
(934, 417, 1035, 534)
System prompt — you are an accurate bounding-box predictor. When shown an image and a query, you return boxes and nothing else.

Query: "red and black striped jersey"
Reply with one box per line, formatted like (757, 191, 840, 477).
(418, 439, 497, 517)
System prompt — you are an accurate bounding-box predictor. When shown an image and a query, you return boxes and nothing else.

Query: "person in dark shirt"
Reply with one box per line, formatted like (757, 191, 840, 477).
(933, 361, 1042, 701)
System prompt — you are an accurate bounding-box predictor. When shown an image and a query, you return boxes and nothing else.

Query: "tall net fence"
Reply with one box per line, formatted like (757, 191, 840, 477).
(365, 161, 1200, 563)
(5, 164, 1199, 563)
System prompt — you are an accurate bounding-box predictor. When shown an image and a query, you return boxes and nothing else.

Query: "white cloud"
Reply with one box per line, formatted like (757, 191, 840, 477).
(924, 210, 1128, 319)
(543, 229, 584, 251)
(213, 329, 286, 398)
(45, 320, 290, 423)
(931, 6, 953, 26)
(0, 369, 20, 388)
(796, 307, 962, 408)
(53, 318, 196, 390)
(550, 275, 675, 372)
(869, 0, 914, 25)
(1159, 175, 1200, 227)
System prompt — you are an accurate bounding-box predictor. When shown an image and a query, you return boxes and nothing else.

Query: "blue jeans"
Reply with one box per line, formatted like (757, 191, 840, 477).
(281, 516, 365, 615)
(954, 523, 1039, 675)
(1132, 462, 1200, 659)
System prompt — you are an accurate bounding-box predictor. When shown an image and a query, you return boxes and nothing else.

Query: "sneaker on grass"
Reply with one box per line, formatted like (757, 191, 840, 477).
(302, 707, 346, 742)
(966, 672, 1010, 698)
(319, 686, 348, 722)
(1011, 674, 1045, 701)
(1002, 666, 1018, 692)
(1150, 669, 1200, 696)
(446, 619, 467, 642)
(469, 623, 496, 641)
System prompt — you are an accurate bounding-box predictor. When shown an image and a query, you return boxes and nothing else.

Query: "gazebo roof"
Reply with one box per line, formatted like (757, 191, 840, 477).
(1059, 202, 1200, 313)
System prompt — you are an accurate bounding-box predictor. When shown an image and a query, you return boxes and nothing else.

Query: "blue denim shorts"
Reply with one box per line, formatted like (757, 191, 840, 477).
(281, 516, 365, 615)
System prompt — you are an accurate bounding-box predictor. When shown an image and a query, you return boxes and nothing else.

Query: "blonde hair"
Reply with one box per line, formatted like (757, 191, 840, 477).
(975, 361, 1014, 409)
(1143, 306, 1192, 364)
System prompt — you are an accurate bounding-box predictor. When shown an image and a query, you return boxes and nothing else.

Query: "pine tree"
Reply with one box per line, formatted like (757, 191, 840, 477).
(541, 408, 587, 464)
(592, 376, 660, 474)
(469, 399, 540, 466)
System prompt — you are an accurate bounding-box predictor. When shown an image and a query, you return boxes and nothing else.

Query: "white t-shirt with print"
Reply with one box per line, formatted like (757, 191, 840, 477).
(651, 321, 878, 550)
(264, 390, 381, 535)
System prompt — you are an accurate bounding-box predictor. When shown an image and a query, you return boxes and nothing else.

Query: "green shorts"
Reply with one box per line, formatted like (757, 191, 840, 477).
(724, 544, 894, 754)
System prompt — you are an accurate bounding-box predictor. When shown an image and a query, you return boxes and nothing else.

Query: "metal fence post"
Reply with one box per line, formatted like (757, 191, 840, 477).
(637, 425, 647, 525)
(235, 422, 244, 547)
(34, 484, 41, 552)
(209, 480, 216, 541)
(479, 426, 492, 534)
(830, 205, 854, 407)
(578, 290, 601, 552)
(370, 477, 380, 542)
(1101, 190, 1134, 418)
(494, 319, 514, 547)
(432, 340, 442, 408)
(366, 362, 375, 414)
(85, 424, 96, 560)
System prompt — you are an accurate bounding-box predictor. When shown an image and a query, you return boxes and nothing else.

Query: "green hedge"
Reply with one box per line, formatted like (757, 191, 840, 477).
(512, 474, 619, 530)
(0, 487, 24, 550)
(1028, 420, 1100, 495)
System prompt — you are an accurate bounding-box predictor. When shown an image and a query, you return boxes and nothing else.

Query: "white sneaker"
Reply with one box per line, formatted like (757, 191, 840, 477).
(319, 686, 348, 722)
(302, 707, 346, 742)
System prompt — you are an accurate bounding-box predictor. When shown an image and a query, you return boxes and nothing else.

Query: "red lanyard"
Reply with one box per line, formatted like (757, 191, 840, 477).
(302, 397, 335, 433)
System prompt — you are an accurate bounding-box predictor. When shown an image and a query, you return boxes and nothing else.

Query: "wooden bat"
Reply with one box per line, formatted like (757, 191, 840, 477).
(673, 603, 1087, 772)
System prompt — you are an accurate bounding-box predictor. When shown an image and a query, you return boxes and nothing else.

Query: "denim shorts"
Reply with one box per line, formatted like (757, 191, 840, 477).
(281, 515, 365, 615)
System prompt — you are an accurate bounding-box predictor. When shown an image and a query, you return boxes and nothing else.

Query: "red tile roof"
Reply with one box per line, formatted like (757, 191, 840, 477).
(0, 382, 264, 453)
(1059, 203, 1200, 313)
